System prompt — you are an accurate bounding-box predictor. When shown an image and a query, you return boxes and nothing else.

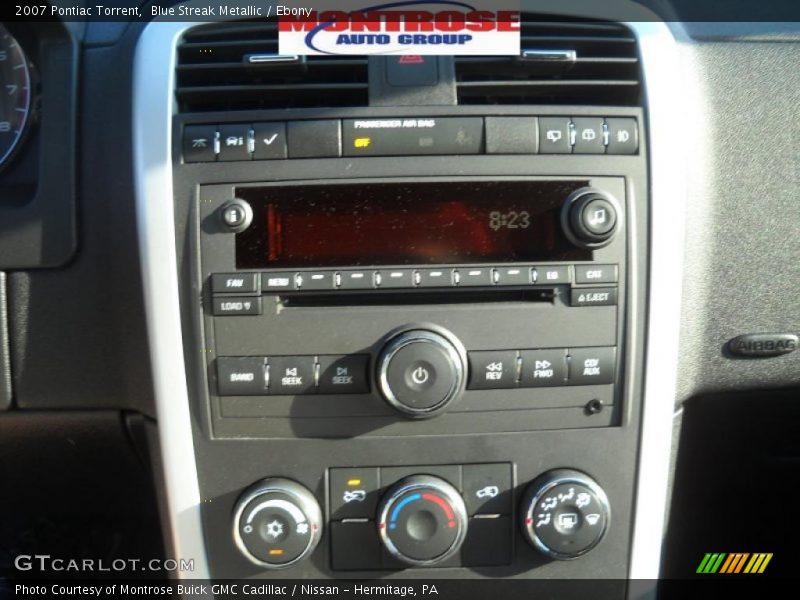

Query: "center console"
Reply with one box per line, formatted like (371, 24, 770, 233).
(134, 14, 685, 594)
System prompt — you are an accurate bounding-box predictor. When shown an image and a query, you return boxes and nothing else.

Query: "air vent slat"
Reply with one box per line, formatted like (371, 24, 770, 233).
(177, 20, 368, 112)
(456, 16, 642, 106)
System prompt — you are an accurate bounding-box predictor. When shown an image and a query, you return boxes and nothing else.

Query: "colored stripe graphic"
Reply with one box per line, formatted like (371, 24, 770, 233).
(697, 553, 727, 573)
(697, 552, 773, 574)
(744, 553, 773, 574)
(720, 553, 749, 573)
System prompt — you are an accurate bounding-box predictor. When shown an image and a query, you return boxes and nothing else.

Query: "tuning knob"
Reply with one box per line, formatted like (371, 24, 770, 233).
(375, 326, 467, 419)
(520, 469, 610, 560)
(562, 188, 621, 248)
(233, 478, 323, 569)
(377, 475, 468, 567)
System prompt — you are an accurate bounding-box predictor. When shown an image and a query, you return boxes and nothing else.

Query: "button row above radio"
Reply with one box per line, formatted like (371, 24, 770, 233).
(259, 265, 617, 293)
(216, 355, 369, 397)
(183, 117, 639, 162)
(467, 347, 616, 390)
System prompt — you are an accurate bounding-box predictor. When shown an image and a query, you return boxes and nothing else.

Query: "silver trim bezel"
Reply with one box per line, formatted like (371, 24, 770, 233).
(232, 478, 324, 570)
(377, 475, 469, 567)
(377, 328, 467, 419)
(521, 471, 611, 560)
(134, 15, 685, 585)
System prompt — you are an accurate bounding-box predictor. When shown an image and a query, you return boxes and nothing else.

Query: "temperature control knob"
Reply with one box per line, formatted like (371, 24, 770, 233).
(376, 326, 467, 419)
(521, 469, 610, 560)
(377, 475, 468, 567)
(233, 478, 323, 569)
(562, 188, 621, 248)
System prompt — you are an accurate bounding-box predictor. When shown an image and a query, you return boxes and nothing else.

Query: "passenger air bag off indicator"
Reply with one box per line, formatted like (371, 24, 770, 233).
(342, 117, 484, 157)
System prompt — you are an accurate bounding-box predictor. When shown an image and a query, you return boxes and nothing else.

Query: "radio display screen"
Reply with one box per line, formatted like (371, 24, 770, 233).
(235, 181, 591, 268)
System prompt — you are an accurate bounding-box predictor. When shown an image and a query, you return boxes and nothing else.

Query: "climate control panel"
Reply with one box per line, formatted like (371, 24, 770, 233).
(230, 466, 610, 572)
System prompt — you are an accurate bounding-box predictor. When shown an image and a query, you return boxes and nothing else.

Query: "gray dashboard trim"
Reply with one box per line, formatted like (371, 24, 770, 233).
(134, 13, 684, 587)
(626, 20, 687, 586)
(133, 20, 210, 578)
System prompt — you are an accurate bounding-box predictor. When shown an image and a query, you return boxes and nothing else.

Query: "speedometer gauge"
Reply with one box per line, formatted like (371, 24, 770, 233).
(0, 24, 32, 169)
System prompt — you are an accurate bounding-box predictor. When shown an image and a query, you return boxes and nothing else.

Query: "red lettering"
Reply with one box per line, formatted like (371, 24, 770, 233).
(496, 11, 521, 32)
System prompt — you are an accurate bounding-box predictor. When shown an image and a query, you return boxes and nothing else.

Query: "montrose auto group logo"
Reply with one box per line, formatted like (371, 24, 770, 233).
(278, 0, 521, 56)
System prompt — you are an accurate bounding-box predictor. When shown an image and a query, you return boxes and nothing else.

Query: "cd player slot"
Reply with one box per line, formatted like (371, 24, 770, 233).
(279, 289, 556, 308)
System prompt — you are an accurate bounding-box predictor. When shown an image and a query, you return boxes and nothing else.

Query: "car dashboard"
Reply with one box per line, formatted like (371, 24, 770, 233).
(1, 2, 799, 597)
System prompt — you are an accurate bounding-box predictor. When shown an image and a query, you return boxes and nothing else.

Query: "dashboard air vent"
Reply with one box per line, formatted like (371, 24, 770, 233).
(176, 21, 369, 112)
(455, 18, 641, 106)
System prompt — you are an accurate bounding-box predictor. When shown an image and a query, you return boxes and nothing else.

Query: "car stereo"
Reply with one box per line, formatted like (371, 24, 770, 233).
(198, 176, 625, 439)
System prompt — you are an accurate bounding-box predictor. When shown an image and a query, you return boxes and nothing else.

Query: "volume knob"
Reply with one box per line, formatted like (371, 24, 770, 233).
(376, 326, 467, 419)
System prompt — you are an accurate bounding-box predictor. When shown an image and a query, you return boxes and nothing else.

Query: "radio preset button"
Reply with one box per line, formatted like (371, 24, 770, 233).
(268, 356, 316, 395)
(317, 355, 369, 395)
(212, 297, 262, 316)
(263, 272, 296, 292)
(519, 349, 568, 388)
(338, 270, 375, 290)
(570, 287, 618, 307)
(377, 269, 415, 289)
(212, 273, 260, 295)
(302, 271, 336, 291)
(468, 351, 518, 390)
(417, 269, 454, 288)
(494, 266, 533, 286)
(217, 357, 266, 396)
(568, 347, 616, 385)
(457, 268, 494, 287)
(533, 265, 571, 285)
(575, 265, 618, 284)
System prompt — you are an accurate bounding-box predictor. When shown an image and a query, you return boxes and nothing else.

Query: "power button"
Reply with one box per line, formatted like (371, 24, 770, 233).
(377, 328, 467, 418)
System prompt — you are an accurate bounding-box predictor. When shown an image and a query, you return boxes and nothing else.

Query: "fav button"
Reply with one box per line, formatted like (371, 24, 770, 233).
(211, 273, 259, 294)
